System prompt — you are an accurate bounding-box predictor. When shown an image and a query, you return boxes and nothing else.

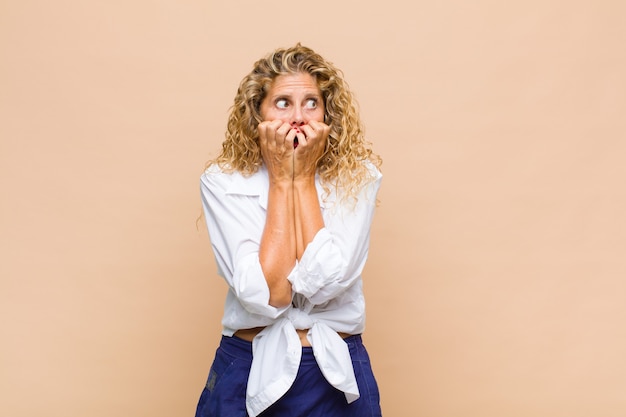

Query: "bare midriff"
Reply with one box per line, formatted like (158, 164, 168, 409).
(234, 327, 352, 347)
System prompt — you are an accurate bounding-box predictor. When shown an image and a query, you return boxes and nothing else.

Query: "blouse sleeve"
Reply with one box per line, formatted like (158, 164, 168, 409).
(200, 168, 289, 319)
(288, 165, 382, 305)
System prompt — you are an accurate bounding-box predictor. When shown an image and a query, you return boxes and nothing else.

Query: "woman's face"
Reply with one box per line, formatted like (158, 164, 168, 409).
(259, 72, 325, 126)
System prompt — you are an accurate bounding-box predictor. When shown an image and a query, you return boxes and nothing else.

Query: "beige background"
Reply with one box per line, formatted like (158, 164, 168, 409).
(2, 1, 625, 416)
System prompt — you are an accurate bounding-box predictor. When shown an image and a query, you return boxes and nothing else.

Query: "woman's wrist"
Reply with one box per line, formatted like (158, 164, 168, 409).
(269, 177, 295, 189)
(292, 174, 316, 188)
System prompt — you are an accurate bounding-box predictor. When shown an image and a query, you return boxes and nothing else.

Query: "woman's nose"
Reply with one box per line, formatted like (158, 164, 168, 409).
(291, 107, 304, 126)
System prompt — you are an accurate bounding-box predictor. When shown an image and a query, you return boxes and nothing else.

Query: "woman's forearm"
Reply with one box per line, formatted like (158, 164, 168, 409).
(259, 180, 296, 307)
(293, 177, 324, 260)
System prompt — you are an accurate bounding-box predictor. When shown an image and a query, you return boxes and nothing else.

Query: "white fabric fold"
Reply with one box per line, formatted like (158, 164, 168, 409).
(246, 318, 302, 416)
(309, 323, 360, 403)
(245, 314, 361, 417)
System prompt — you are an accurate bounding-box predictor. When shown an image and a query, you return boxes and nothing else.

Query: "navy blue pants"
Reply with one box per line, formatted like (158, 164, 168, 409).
(195, 334, 382, 417)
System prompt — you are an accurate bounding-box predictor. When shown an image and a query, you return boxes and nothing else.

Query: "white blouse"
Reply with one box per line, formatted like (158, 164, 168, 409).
(200, 162, 382, 417)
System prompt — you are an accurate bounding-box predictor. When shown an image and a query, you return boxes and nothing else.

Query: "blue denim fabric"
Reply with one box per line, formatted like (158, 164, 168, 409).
(195, 334, 382, 417)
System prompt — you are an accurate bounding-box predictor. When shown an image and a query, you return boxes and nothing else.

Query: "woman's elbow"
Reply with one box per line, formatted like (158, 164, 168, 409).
(268, 285, 292, 308)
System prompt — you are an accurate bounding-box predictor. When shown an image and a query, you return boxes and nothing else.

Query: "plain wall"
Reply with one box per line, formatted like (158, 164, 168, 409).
(2, 1, 625, 416)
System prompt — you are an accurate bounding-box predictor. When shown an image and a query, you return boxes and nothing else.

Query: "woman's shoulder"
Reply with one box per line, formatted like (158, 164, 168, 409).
(363, 159, 382, 180)
(200, 163, 237, 191)
(202, 162, 251, 179)
(201, 162, 267, 193)
(354, 160, 381, 191)
(203, 162, 266, 177)
(203, 162, 227, 176)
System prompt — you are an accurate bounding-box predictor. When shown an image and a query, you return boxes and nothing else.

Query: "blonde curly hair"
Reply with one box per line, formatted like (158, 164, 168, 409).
(209, 43, 381, 203)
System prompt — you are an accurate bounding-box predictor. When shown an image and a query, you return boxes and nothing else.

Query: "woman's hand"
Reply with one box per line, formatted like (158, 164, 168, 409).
(293, 120, 330, 182)
(258, 120, 297, 183)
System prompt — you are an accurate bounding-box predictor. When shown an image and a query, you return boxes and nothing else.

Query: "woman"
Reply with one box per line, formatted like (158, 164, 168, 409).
(196, 43, 383, 417)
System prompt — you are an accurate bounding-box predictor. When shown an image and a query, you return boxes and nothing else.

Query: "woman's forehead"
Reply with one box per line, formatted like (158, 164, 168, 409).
(266, 72, 321, 95)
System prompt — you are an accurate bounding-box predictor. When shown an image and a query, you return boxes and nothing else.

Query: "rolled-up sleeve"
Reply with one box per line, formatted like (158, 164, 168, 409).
(200, 169, 288, 319)
(288, 168, 382, 305)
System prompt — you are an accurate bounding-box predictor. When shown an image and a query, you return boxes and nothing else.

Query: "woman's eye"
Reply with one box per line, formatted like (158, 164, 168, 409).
(305, 99, 317, 109)
(276, 99, 288, 109)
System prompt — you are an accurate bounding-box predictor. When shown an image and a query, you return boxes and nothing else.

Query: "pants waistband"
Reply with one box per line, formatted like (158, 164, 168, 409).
(218, 334, 364, 363)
